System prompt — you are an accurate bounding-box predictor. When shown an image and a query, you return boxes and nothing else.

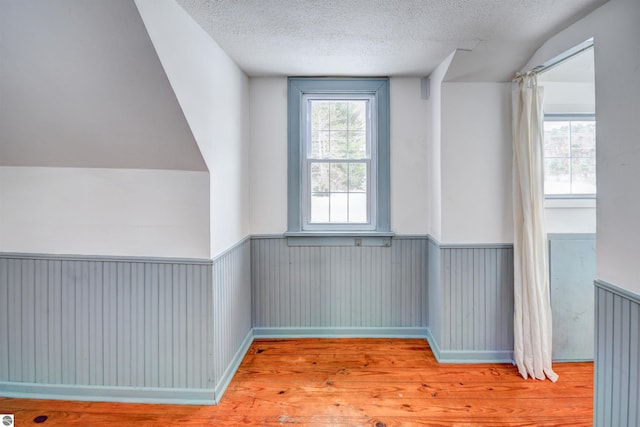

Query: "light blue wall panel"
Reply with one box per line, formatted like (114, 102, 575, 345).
(440, 246, 514, 354)
(212, 238, 252, 399)
(427, 237, 514, 362)
(548, 234, 595, 361)
(0, 254, 215, 403)
(251, 237, 428, 331)
(427, 238, 442, 345)
(594, 280, 640, 427)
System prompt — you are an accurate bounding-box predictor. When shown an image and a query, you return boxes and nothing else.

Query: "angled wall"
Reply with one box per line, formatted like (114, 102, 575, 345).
(136, 0, 251, 258)
(0, 0, 205, 171)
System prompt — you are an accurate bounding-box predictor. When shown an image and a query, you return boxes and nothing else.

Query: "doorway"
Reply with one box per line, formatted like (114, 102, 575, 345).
(538, 45, 596, 361)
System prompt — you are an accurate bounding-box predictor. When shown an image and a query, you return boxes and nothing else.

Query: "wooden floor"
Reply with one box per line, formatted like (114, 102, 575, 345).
(1, 338, 593, 426)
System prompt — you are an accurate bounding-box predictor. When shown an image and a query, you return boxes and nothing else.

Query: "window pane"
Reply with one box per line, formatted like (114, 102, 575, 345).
(348, 193, 367, 223)
(311, 130, 331, 159)
(330, 163, 348, 192)
(310, 193, 329, 223)
(311, 101, 330, 131)
(329, 193, 348, 222)
(330, 102, 349, 131)
(544, 122, 570, 157)
(329, 131, 348, 159)
(572, 157, 596, 194)
(348, 101, 367, 131)
(349, 163, 367, 192)
(347, 131, 367, 159)
(571, 121, 596, 157)
(311, 163, 329, 192)
(544, 158, 571, 194)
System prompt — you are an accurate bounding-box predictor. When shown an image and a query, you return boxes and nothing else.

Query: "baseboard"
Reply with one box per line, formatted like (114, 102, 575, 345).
(436, 350, 514, 364)
(425, 328, 513, 364)
(0, 382, 215, 405)
(252, 327, 429, 339)
(425, 328, 442, 361)
(214, 329, 254, 403)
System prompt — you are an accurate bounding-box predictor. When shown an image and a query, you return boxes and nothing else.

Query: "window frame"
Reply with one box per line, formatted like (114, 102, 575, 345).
(543, 113, 596, 199)
(287, 77, 390, 234)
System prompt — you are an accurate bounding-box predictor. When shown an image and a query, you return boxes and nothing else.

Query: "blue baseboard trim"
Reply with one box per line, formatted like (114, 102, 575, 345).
(0, 382, 215, 405)
(425, 328, 442, 362)
(425, 328, 513, 364)
(214, 329, 254, 404)
(252, 327, 429, 339)
(436, 350, 514, 364)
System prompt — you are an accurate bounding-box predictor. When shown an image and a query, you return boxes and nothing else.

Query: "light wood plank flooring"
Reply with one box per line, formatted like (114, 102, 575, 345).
(0, 338, 594, 426)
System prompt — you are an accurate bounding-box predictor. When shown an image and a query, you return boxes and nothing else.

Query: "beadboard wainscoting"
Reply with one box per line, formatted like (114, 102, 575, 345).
(251, 236, 429, 336)
(0, 239, 252, 404)
(1, 235, 524, 404)
(594, 280, 640, 427)
(427, 238, 515, 363)
(211, 238, 253, 401)
(0, 254, 215, 403)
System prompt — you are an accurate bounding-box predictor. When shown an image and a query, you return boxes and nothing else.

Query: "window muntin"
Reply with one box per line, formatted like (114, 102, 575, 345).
(302, 95, 376, 229)
(543, 115, 596, 196)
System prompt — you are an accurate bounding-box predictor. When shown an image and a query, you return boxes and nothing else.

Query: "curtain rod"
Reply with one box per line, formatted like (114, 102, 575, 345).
(531, 38, 594, 75)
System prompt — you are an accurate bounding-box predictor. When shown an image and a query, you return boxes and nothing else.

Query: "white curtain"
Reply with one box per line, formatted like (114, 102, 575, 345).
(512, 72, 558, 382)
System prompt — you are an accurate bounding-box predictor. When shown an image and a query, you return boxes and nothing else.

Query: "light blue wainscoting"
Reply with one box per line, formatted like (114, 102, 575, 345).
(594, 280, 640, 427)
(427, 238, 514, 363)
(211, 238, 253, 402)
(0, 253, 215, 404)
(548, 234, 595, 361)
(251, 236, 428, 337)
(0, 240, 253, 405)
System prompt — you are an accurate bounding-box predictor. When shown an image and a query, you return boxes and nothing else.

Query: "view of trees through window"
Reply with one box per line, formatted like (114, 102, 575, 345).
(543, 119, 596, 195)
(308, 100, 369, 223)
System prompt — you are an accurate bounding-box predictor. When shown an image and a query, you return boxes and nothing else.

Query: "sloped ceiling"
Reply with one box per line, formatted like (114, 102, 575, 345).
(177, 0, 607, 81)
(0, 0, 207, 170)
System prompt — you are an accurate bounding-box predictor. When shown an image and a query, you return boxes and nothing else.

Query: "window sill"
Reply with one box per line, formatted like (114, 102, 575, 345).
(544, 197, 596, 209)
(284, 231, 395, 247)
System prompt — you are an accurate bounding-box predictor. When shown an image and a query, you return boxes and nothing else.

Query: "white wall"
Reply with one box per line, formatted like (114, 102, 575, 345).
(248, 76, 431, 235)
(390, 78, 430, 234)
(440, 82, 513, 244)
(525, 0, 640, 293)
(136, 0, 251, 257)
(426, 52, 455, 242)
(0, 167, 210, 258)
(545, 199, 596, 234)
(540, 82, 596, 114)
(249, 78, 288, 234)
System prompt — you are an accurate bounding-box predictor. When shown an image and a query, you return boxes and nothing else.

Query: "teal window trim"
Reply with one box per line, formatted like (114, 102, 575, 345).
(287, 77, 391, 233)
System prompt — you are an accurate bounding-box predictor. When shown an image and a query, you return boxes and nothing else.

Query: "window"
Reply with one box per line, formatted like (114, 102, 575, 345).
(543, 114, 596, 196)
(288, 78, 390, 233)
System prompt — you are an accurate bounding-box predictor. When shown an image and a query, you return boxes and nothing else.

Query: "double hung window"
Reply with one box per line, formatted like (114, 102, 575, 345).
(543, 114, 596, 196)
(288, 78, 390, 233)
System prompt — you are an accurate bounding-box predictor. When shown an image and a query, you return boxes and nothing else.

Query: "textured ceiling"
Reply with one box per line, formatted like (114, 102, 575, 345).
(177, 0, 607, 81)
